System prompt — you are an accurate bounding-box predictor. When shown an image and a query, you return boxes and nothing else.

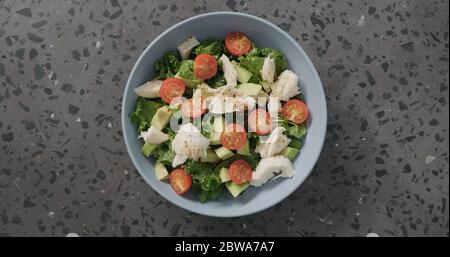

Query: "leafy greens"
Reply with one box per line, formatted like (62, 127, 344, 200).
(192, 39, 225, 58)
(184, 160, 224, 203)
(130, 97, 162, 132)
(154, 51, 181, 79)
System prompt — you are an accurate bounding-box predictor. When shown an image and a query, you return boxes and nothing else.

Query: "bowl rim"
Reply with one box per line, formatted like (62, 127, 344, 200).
(121, 11, 327, 217)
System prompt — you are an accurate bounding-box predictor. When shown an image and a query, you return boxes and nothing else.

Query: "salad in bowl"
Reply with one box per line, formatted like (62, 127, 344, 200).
(130, 31, 309, 203)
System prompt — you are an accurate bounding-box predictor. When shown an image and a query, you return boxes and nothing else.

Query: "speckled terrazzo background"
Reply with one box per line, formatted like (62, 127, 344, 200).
(0, 0, 448, 237)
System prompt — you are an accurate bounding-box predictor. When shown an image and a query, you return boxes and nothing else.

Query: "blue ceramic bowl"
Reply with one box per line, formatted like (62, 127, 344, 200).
(122, 12, 327, 217)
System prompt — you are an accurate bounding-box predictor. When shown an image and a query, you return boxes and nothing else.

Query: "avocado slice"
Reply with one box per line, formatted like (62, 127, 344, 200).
(236, 83, 262, 97)
(232, 61, 253, 83)
(200, 148, 220, 163)
(281, 147, 300, 160)
(261, 81, 272, 93)
(219, 167, 231, 183)
(208, 132, 222, 145)
(151, 106, 172, 130)
(225, 181, 249, 198)
(236, 141, 250, 156)
(141, 142, 158, 157)
(176, 76, 201, 88)
(289, 124, 307, 139)
(215, 146, 235, 160)
(154, 163, 169, 180)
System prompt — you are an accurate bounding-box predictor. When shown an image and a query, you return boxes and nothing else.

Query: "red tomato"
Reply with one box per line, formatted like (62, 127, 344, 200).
(181, 97, 206, 118)
(228, 159, 253, 184)
(194, 54, 217, 80)
(225, 32, 252, 56)
(159, 78, 186, 104)
(169, 168, 192, 195)
(248, 108, 272, 135)
(281, 99, 309, 124)
(220, 123, 247, 150)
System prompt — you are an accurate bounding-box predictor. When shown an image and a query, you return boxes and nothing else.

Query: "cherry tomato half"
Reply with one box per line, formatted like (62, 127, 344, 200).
(220, 123, 247, 150)
(169, 168, 192, 195)
(194, 54, 217, 80)
(225, 31, 252, 56)
(159, 78, 186, 104)
(281, 99, 309, 124)
(229, 159, 253, 184)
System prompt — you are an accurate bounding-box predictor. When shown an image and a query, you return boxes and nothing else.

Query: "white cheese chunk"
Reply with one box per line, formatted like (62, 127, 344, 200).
(261, 57, 276, 83)
(256, 127, 291, 158)
(250, 156, 294, 187)
(171, 123, 209, 167)
(219, 54, 237, 88)
(177, 36, 200, 60)
(270, 70, 300, 101)
(197, 82, 229, 98)
(140, 125, 169, 144)
(134, 80, 162, 98)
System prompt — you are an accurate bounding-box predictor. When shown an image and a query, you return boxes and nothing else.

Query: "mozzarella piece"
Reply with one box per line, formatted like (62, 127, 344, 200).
(270, 70, 300, 101)
(256, 127, 291, 158)
(172, 154, 188, 168)
(171, 123, 209, 167)
(140, 125, 169, 144)
(207, 96, 255, 114)
(134, 80, 162, 98)
(250, 156, 294, 187)
(197, 82, 240, 101)
(219, 54, 237, 88)
(261, 57, 276, 83)
(197, 82, 228, 97)
(177, 36, 200, 60)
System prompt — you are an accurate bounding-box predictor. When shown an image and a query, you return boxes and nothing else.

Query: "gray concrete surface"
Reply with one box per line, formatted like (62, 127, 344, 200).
(0, 0, 448, 236)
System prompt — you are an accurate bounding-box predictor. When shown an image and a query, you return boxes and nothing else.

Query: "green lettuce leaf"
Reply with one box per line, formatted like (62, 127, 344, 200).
(154, 142, 175, 165)
(260, 48, 287, 75)
(184, 160, 224, 203)
(130, 97, 162, 132)
(175, 60, 203, 86)
(237, 55, 265, 82)
(238, 46, 288, 82)
(154, 51, 181, 79)
(192, 39, 224, 58)
(276, 116, 307, 150)
(245, 152, 261, 170)
(205, 72, 226, 88)
(287, 123, 307, 139)
(246, 44, 261, 57)
(288, 138, 302, 150)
